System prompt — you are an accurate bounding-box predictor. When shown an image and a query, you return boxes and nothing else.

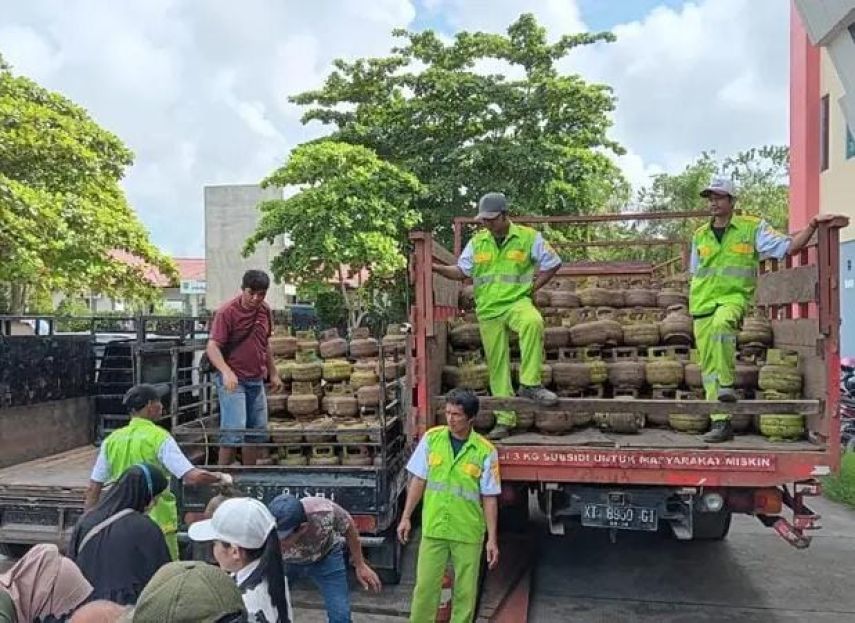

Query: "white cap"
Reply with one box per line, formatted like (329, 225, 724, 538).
(188, 497, 275, 549)
(700, 176, 737, 198)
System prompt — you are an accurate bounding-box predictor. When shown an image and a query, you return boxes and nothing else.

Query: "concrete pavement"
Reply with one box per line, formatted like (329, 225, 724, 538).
(528, 496, 855, 622)
(2, 497, 854, 621)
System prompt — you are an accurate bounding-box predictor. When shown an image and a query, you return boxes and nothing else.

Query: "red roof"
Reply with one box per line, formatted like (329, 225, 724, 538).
(109, 251, 205, 288)
(175, 258, 206, 282)
(109, 249, 172, 287)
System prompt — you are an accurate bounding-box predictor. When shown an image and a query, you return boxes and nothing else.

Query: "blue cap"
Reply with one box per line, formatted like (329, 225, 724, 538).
(268, 494, 307, 539)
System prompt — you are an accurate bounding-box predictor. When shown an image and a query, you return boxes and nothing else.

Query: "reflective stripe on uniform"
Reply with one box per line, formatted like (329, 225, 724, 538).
(693, 266, 756, 280)
(473, 273, 534, 287)
(711, 333, 737, 344)
(426, 479, 481, 504)
(702, 373, 718, 385)
(721, 267, 756, 279)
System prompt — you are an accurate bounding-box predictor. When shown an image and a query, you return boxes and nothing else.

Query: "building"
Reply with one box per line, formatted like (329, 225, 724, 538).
(204, 184, 297, 310)
(162, 257, 207, 315)
(55, 255, 207, 315)
(791, 1, 855, 355)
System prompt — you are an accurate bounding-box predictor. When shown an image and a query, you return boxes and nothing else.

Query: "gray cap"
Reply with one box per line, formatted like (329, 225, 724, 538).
(700, 177, 737, 198)
(476, 192, 508, 220)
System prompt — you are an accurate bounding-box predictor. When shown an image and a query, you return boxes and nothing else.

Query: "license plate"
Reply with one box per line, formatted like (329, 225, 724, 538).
(581, 504, 658, 531)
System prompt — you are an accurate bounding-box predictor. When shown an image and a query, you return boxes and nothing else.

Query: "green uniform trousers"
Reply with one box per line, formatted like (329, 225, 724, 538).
(410, 536, 483, 623)
(478, 298, 545, 427)
(693, 303, 743, 422)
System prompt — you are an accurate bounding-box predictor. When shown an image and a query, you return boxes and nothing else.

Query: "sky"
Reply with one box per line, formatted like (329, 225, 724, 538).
(1, 0, 790, 257)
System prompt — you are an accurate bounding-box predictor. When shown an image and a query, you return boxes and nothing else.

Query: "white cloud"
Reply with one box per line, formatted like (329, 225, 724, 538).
(570, 0, 789, 181)
(423, 0, 585, 35)
(422, 0, 789, 192)
(1, 0, 789, 256)
(1, 0, 418, 256)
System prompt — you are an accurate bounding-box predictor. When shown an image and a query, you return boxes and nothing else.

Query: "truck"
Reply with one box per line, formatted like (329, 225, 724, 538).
(408, 211, 847, 548)
(0, 315, 409, 583)
(0, 211, 845, 567)
(0, 316, 209, 557)
(171, 337, 410, 584)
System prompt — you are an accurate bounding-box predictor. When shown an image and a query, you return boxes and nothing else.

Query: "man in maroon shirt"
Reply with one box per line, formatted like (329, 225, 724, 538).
(206, 270, 283, 465)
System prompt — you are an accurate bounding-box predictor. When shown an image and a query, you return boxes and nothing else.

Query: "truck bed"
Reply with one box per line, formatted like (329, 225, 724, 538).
(0, 446, 96, 548)
(0, 445, 96, 499)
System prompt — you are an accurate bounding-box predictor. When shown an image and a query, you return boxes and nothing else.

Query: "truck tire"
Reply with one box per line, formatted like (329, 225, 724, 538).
(499, 498, 530, 533)
(0, 542, 31, 558)
(692, 509, 732, 540)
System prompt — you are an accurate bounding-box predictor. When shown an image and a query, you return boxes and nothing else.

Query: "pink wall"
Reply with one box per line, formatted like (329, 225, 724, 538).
(789, 1, 821, 232)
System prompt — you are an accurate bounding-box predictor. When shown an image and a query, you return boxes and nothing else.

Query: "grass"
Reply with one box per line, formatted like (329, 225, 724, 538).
(824, 452, 855, 508)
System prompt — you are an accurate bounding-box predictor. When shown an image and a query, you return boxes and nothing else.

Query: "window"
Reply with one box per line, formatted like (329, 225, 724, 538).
(820, 94, 830, 171)
(847, 126, 855, 160)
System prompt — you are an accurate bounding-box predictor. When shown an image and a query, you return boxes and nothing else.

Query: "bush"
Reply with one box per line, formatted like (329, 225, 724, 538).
(824, 452, 855, 508)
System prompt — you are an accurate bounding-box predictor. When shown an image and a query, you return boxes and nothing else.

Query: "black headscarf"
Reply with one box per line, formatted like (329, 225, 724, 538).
(68, 464, 171, 605)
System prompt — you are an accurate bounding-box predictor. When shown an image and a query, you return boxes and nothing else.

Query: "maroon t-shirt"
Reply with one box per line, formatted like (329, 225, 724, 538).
(210, 296, 272, 381)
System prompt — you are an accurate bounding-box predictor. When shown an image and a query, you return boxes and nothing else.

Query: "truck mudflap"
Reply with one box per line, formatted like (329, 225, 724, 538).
(756, 480, 823, 549)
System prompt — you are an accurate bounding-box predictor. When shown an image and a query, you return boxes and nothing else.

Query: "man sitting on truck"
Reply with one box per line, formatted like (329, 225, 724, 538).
(690, 177, 836, 443)
(398, 388, 501, 623)
(84, 383, 233, 559)
(432, 192, 562, 440)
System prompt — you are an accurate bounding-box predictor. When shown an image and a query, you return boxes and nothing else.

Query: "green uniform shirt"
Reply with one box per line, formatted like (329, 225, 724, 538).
(407, 426, 501, 544)
(102, 417, 180, 559)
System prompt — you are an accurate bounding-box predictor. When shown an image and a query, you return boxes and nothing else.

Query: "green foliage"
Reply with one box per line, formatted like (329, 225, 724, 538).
(297, 283, 347, 331)
(824, 452, 855, 509)
(289, 13, 628, 246)
(623, 146, 790, 265)
(0, 58, 176, 312)
(25, 286, 53, 314)
(245, 141, 423, 287)
(54, 297, 93, 331)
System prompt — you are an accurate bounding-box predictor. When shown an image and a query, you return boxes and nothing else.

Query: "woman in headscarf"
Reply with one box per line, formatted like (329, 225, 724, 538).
(0, 543, 93, 623)
(68, 463, 171, 605)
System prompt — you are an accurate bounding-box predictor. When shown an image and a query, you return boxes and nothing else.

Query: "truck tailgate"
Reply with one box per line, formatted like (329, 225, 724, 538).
(495, 428, 829, 487)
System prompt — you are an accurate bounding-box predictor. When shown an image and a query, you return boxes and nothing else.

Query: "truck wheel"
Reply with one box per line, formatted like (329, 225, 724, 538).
(692, 509, 732, 540)
(499, 498, 530, 533)
(0, 543, 31, 558)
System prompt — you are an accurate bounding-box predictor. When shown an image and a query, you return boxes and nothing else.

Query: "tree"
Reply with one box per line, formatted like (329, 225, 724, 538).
(627, 146, 789, 265)
(244, 141, 423, 329)
(289, 13, 628, 247)
(0, 55, 176, 313)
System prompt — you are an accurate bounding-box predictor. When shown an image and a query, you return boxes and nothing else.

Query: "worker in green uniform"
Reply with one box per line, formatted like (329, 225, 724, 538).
(398, 389, 501, 623)
(690, 177, 834, 442)
(433, 192, 562, 440)
(85, 383, 233, 559)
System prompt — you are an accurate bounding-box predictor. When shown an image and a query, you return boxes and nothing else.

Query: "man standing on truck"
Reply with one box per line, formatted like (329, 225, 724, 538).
(432, 192, 561, 440)
(690, 177, 836, 442)
(206, 269, 284, 466)
(84, 383, 233, 559)
(397, 388, 500, 623)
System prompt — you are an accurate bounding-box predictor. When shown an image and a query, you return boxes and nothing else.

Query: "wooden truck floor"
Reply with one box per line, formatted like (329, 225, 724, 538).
(0, 445, 97, 497)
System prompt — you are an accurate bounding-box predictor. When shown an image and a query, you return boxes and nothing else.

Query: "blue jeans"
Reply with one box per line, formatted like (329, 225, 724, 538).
(214, 373, 268, 446)
(286, 545, 352, 623)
